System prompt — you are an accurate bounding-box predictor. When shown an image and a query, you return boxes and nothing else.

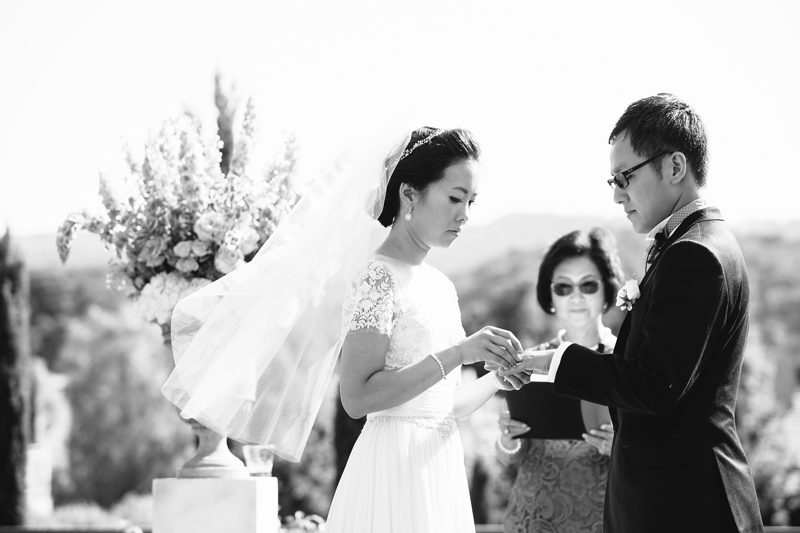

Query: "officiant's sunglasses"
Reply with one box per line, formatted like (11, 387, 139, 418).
(607, 152, 670, 190)
(551, 280, 601, 296)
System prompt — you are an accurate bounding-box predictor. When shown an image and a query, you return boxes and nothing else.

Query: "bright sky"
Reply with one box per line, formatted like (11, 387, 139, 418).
(1, 0, 798, 237)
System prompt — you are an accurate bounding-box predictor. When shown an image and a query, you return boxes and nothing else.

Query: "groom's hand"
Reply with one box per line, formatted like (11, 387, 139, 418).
(484, 361, 526, 390)
(498, 349, 555, 379)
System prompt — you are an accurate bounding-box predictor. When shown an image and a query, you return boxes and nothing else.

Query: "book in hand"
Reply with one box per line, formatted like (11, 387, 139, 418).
(504, 382, 586, 440)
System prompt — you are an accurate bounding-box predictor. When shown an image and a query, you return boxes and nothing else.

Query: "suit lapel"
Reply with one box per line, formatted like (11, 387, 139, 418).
(639, 207, 723, 291)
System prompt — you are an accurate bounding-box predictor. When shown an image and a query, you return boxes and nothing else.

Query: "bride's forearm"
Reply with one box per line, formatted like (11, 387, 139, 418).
(453, 373, 499, 419)
(341, 346, 461, 419)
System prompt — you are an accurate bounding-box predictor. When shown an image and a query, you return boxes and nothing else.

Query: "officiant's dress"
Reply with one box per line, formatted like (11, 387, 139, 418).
(325, 254, 475, 533)
(504, 337, 613, 533)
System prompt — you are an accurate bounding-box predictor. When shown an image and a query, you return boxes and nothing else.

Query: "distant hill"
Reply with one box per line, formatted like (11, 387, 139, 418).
(18, 232, 116, 273)
(15, 214, 637, 276)
(15, 213, 800, 277)
(426, 213, 645, 276)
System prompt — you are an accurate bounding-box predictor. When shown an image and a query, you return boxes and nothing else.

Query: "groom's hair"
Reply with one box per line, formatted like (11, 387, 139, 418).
(609, 93, 709, 187)
(537, 227, 625, 315)
(378, 127, 480, 227)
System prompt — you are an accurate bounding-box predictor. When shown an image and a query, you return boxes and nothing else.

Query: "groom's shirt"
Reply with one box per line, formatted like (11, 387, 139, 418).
(540, 197, 713, 383)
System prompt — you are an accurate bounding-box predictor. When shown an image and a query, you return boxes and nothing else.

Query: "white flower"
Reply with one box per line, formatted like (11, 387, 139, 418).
(176, 257, 199, 273)
(616, 278, 641, 311)
(223, 229, 242, 250)
(133, 272, 211, 326)
(240, 227, 262, 255)
(623, 279, 640, 300)
(190, 240, 211, 257)
(173, 240, 194, 258)
(137, 237, 168, 267)
(214, 247, 244, 274)
(194, 211, 229, 242)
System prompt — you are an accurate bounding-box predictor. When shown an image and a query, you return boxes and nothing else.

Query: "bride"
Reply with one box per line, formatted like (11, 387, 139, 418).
(327, 127, 523, 532)
(163, 127, 522, 533)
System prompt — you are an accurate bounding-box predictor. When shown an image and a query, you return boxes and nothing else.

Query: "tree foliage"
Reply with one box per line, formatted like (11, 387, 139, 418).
(0, 228, 31, 525)
(54, 305, 194, 507)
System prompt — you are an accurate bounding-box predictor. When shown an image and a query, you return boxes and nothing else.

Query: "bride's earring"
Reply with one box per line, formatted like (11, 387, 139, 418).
(404, 207, 412, 221)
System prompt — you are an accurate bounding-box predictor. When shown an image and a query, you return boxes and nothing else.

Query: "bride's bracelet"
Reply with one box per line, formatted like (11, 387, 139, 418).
(430, 354, 447, 381)
(497, 434, 522, 455)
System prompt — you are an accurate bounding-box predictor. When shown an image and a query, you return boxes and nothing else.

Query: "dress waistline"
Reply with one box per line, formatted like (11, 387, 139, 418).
(364, 414, 457, 440)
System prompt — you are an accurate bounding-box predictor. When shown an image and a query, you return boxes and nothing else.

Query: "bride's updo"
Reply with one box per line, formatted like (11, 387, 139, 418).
(377, 127, 481, 228)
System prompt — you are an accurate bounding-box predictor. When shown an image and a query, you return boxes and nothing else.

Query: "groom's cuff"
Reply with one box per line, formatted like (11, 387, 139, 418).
(547, 342, 572, 382)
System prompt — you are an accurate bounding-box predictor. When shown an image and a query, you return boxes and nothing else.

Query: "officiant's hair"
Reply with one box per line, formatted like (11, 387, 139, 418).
(377, 127, 481, 227)
(609, 93, 709, 187)
(537, 227, 625, 315)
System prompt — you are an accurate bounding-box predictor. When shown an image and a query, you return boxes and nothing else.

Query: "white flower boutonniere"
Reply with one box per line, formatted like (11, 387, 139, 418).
(616, 278, 641, 311)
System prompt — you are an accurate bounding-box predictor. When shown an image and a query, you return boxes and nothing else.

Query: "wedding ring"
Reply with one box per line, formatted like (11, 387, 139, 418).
(503, 428, 510, 434)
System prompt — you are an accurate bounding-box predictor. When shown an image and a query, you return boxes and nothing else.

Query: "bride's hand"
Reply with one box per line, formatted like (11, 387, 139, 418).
(455, 326, 522, 369)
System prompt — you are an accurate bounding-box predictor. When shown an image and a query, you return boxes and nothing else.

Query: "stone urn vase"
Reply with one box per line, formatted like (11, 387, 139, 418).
(161, 324, 249, 479)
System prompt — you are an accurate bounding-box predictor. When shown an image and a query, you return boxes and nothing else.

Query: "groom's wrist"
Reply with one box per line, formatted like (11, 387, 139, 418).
(548, 343, 570, 380)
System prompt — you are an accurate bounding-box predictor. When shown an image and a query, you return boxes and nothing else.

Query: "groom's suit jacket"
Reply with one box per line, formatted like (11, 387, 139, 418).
(554, 207, 763, 533)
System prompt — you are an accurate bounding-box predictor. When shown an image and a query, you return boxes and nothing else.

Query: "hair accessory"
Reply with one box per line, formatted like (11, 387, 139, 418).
(396, 129, 443, 165)
(430, 353, 447, 381)
(497, 434, 522, 454)
(404, 207, 412, 221)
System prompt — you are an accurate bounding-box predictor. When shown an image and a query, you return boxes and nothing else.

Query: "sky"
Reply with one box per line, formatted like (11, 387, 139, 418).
(1, 0, 798, 237)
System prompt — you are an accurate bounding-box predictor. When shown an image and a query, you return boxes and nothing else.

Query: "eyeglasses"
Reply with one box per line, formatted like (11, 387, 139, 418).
(551, 280, 601, 296)
(607, 152, 670, 190)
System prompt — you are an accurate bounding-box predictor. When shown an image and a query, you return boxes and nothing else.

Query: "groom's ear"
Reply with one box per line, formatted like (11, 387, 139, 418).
(666, 152, 688, 185)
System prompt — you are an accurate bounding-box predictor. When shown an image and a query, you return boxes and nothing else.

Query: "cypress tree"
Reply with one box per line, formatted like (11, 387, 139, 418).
(0, 225, 31, 525)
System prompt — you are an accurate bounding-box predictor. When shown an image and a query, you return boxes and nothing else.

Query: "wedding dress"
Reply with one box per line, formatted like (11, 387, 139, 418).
(325, 253, 475, 533)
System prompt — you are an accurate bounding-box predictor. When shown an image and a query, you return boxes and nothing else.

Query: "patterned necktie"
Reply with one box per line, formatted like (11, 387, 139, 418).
(646, 230, 668, 265)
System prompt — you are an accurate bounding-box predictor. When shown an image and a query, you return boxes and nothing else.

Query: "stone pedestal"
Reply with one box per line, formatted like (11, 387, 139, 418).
(177, 420, 249, 478)
(152, 477, 279, 533)
(25, 442, 54, 516)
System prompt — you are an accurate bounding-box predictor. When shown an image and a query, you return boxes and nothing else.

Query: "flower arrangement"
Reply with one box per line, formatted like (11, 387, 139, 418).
(57, 100, 299, 332)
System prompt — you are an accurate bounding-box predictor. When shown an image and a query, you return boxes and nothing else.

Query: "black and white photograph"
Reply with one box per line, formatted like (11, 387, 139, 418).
(1, 1, 798, 532)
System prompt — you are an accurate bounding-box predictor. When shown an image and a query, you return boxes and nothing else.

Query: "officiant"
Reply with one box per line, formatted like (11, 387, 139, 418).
(495, 227, 624, 532)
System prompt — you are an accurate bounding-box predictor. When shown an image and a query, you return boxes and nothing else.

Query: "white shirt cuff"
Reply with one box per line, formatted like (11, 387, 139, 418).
(548, 341, 571, 382)
(524, 341, 571, 383)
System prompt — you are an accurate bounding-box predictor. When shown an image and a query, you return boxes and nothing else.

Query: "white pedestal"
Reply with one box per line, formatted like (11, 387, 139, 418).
(152, 477, 279, 533)
(25, 442, 54, 516)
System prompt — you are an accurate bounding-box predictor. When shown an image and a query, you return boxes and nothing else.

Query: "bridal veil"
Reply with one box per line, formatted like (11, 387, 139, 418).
(162, 130, 412, 462)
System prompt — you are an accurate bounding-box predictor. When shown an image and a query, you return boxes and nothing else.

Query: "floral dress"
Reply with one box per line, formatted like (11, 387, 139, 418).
(505, 334, 615, 533)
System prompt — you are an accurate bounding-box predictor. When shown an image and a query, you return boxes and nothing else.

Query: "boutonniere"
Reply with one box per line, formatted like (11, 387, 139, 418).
(616, 277, 641, 311)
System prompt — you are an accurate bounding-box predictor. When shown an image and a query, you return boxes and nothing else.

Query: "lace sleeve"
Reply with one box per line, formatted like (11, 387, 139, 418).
(343, 261, 395, 336)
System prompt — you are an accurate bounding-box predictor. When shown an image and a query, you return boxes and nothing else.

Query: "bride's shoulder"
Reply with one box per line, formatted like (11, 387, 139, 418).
(355, 255, 395, 280)
(422, 262, 453, 282)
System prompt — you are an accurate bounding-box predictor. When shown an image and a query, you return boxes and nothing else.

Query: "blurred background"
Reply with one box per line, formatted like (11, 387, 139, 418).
(1, 0, 799, 529)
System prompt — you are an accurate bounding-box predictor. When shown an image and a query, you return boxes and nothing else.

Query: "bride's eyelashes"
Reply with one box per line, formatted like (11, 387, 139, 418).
(448, 196, 476, 206)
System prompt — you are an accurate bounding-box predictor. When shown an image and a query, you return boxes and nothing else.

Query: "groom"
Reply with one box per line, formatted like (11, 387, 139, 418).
(501, 94, 763, 532)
